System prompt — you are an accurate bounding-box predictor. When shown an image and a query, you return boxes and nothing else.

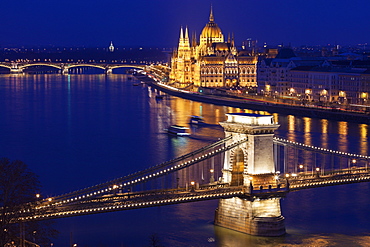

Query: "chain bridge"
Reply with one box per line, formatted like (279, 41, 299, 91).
(0, 62, 146, 74)
(8, 113, 370, 237)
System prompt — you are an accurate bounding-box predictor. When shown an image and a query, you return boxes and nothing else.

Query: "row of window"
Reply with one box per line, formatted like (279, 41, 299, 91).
(202, 79, 255, 83)
(201, 68, 256, 74)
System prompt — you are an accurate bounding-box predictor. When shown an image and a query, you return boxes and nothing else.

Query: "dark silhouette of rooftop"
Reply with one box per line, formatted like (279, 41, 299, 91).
(275, 48, 296, 59)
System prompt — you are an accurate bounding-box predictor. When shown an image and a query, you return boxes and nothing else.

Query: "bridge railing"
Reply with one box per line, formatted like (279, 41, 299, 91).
(273, 137, 370, 160)
(17, 182, 291, 221)
(40, 136, 234, 203)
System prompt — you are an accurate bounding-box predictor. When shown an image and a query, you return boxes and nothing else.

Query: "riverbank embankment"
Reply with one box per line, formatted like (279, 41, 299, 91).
(135, 74, 370, 124)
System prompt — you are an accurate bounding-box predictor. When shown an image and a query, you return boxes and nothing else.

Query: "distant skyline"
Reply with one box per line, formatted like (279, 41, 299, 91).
(1, 0, 370, 48)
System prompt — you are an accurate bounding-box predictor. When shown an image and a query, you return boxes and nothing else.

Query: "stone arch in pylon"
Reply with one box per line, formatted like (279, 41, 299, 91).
(229, 147, 248, 186)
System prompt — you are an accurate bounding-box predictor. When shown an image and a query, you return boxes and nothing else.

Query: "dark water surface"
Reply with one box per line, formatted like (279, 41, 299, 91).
(1, 74, 370, 246)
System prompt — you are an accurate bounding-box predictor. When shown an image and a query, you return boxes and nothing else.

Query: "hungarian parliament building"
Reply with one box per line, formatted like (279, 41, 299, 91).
(169, 8, 370, 105)
(169, 8, 258, 88)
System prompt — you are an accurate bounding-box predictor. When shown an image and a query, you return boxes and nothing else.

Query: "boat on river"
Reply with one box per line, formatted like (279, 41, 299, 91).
(189, 115, 205, 125)
(165, 125, 190, 136)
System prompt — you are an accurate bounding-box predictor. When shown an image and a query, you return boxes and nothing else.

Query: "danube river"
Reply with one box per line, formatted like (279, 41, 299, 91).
(1, 73, 370, 246)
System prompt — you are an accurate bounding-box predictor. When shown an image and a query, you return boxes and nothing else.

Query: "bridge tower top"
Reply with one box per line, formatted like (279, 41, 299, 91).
(220, 113, 279, 135)
(220, 113, 280, 186)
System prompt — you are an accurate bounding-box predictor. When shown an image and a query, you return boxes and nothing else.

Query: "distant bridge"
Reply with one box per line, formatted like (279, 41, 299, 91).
(0, 62, 148, 74)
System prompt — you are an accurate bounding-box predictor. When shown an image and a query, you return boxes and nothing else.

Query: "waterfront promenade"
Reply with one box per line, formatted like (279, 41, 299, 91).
(136, 72, 370, 124)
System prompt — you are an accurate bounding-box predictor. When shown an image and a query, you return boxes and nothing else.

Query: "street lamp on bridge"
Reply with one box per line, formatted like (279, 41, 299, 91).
(210, 169, 214, 183)
(348, 159, 357, 173)
(190, 181, 195, 192)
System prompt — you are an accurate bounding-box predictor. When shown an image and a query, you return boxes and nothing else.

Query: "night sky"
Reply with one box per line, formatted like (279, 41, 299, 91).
(1, 0, 370, 48)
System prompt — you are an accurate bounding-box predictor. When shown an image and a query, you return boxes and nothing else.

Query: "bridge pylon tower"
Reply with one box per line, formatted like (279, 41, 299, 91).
(10, 62, 23, 73)
(105, 67, 113, 74)
(215, 113, 285, 236)
(62, 67, 69, 74)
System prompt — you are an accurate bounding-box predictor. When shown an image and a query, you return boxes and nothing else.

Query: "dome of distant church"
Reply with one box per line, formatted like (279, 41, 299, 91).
(200, 8, 223, 39)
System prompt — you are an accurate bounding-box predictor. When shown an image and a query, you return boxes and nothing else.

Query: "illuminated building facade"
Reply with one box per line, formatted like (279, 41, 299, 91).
(289, 66, 370, 104)
(258, 48, 370, 105)
(170, 8, 258, 88)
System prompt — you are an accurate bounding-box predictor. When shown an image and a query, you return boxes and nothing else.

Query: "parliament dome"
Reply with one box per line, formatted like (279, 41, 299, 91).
(200, 7, 224, 41)
(201, 21, 223, 39)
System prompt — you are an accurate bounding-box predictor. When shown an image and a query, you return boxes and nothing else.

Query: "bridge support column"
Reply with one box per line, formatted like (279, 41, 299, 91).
(216, 113, 285, 236)
(62, 68, 69, 74)
(105, 68, 113, 74)
(10, 62, 23, 73)
(10, 68, 23, 73)
(215, 197, 285, 236)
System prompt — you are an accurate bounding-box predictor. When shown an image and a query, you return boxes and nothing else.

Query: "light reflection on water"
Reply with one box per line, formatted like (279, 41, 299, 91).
(1, 74, 370, 246)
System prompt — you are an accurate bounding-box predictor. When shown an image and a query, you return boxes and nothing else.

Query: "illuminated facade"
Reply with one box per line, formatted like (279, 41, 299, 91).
(170, 8, 258, 88)
(257, 49, 370, 105)
(215, 113, 285, 236)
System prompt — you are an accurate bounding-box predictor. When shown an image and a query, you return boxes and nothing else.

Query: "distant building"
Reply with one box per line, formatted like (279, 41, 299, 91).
(170, 7, 258, 88)
(257, 48, 327, 96)
(109, 41, 114, 52)
(289, 66, 370, 104)
(257, 48, 370, 104)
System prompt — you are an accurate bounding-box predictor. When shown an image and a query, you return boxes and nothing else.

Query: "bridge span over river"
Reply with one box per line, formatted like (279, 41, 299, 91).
(8, 113, 370, 237)
(0, 62, 146, 74)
